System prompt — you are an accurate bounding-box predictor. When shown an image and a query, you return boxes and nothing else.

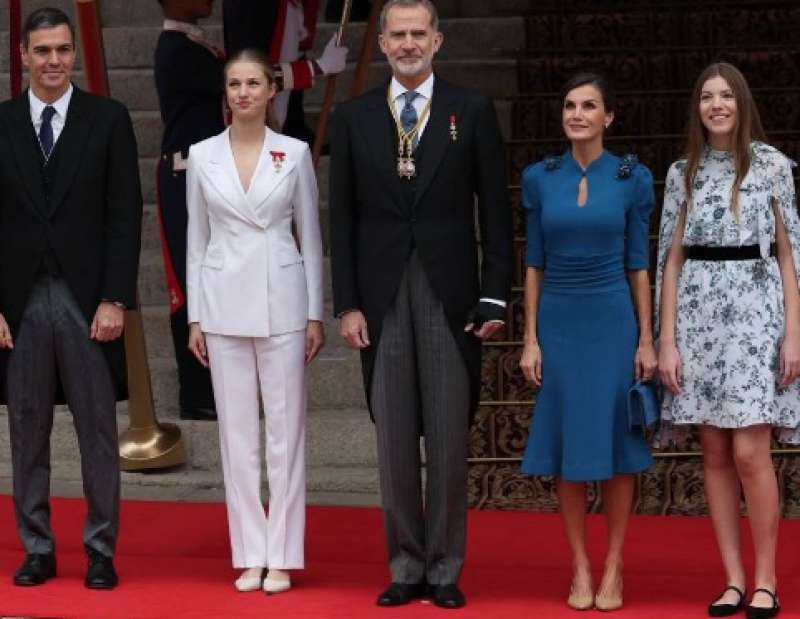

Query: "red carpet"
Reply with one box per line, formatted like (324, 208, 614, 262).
(0, 496, 798, 618)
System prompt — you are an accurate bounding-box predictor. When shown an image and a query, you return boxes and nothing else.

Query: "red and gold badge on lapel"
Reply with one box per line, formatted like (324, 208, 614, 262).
(269, 150, 286, 173)
(449, 115, 458, 142)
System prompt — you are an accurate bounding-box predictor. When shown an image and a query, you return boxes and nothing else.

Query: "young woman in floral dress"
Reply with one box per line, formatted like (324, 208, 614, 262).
(657, 62, 800, 619)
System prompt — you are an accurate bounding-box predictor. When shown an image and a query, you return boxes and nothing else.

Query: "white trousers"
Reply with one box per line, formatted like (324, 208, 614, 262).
(205, 330, 306, 569)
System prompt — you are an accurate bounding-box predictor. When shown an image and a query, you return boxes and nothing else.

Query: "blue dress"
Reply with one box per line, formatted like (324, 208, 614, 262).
(520, 150, 655, 481)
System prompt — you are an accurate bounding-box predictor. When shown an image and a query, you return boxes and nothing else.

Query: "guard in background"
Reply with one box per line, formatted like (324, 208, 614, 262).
(223, 0, 347, 143)
(155, 0, 346, 420)
(154, 0, 223, 420)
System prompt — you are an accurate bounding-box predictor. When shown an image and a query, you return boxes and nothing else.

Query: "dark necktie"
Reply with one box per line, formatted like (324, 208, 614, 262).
(39, 105, 57, 159)
(401, 91, 420, 150)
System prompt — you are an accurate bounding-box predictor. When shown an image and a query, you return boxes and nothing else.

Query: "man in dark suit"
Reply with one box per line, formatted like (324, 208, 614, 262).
(0, 8, 142, 589)
(329, 0, 512, 609)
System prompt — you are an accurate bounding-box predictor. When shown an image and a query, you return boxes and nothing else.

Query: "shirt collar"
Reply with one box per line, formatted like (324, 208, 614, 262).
(29, 83, 73, 121)
(163, 19, 206, 42)
(390, 73, 435, 102)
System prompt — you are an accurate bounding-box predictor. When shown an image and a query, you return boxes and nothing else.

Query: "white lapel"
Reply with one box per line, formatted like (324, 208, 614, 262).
(247, 129, 297, 213)
(200, 129, 267, 229)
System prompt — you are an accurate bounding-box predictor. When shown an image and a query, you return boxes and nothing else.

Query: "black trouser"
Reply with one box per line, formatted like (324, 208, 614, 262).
(157, 158, 215, 414)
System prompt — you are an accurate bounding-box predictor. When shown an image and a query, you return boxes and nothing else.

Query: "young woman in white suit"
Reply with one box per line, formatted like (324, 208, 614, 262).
(186, 48, 324, 595)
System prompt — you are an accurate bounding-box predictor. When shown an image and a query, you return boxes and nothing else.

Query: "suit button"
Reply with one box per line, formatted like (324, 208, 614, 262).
(410, 217, 416, 223)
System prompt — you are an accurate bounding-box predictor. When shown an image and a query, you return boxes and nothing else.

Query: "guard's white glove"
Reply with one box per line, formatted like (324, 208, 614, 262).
(316, 33, 348, 75)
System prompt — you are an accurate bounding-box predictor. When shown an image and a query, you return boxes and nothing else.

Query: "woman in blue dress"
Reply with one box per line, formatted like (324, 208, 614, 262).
(519, 73, 656, 611)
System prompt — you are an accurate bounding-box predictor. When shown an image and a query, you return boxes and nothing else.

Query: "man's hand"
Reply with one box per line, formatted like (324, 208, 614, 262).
(0, 313, 13, 349)
(316, 33, 348, 75)
(339, 310, 370, 349)
(464, 301, 505, 340)
(90, 302, 125, 342)
(465, 320, 503, 339)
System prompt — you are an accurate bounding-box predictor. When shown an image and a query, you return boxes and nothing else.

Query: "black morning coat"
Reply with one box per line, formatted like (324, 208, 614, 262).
(0, 86, 143, 402)
(328, 76, 513, 419)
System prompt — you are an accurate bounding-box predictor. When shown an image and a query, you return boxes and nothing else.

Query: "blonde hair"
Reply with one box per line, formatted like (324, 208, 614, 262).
(684, 62, 767, 216)
(224, 48, 280, 131)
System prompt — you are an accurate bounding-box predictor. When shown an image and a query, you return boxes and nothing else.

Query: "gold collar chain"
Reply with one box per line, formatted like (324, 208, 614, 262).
(387, 87, 433, 179)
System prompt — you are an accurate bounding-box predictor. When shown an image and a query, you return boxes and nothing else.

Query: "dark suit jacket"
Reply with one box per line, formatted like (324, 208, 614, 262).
(329, 76, 512, 416)
(0, 86, 143, 402)
(154, 30, 225, 156)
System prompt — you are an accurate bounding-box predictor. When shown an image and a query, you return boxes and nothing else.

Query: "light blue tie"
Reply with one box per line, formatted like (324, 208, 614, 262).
(400, 91, 420, 150)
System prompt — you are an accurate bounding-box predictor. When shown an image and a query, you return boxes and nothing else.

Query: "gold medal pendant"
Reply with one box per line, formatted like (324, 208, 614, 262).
(397, 155, 416, 179)
(396, 140, 416, 179)
(387, 87, 432, 180)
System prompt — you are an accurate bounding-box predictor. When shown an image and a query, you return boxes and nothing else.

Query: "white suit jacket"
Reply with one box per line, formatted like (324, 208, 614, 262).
(186, 127, 323, 337)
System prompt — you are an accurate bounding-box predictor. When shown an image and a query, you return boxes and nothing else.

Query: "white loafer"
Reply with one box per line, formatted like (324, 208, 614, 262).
(234, 569, 264, 592)
(263, 576, 291, 595)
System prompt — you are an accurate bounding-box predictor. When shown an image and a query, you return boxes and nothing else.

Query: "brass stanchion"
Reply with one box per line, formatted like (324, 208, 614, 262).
(74, 0, 186, 470)
(118, 310, 186, 470)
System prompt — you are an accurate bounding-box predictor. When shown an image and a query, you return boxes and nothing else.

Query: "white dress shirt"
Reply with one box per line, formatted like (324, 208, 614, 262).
(388, 73, 505, 314)
(29, 84, 73, 149)
(390, 73, 434, 138)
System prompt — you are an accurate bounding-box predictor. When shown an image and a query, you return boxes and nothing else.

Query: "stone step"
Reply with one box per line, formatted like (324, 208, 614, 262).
(0, 58, 518, 110)
(136, 249, 335, 306)
(0, 0, 517, 29)
(136, 304, 367, 413)
(0, 408, 380, 501)
(0, 18, 524, 70)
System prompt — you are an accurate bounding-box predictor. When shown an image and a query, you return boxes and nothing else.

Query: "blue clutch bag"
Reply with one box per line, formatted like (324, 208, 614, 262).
(627, 379, 660, 433)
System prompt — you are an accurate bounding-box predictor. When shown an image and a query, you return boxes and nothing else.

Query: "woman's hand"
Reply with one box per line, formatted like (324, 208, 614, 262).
(188, 322, 208, 368)
(658, 341, 683, 395)
(635, 340, 657, 380)
(779, 332, 800, 387)
(519, 341, 542, 387)
(305, 320, 325, 366)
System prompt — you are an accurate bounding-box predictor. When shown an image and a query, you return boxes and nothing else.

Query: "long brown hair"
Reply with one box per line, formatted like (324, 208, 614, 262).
(684, 62, 767, 216)
(223, 48, 280, 132)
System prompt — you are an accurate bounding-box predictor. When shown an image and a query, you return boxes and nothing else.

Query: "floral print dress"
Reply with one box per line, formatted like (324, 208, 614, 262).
(655, 142, 800, 444)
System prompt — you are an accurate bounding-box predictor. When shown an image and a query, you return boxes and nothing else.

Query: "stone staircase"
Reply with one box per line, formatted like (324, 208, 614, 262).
(0, 0, 527, 504)
(3, 0, 797, 516)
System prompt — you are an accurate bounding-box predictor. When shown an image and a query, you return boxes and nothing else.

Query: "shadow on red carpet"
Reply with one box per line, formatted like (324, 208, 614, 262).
(0, 496, 797, 618)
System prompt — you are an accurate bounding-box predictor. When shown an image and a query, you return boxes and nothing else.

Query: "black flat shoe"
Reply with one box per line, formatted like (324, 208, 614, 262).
(376, 582, 427, 606)
(746, 588, 780, 619)
(709, 585, 746, 617)
(431, 584, 466, 609)
(85, 548, 118, 590)
(13, 553, 56, 586)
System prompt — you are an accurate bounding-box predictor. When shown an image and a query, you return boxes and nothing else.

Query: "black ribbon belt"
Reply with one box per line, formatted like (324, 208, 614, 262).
(684, 244, 776, 261)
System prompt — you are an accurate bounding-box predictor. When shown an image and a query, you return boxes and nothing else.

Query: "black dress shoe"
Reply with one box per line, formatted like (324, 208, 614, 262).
(431, 584, 466, 609)
(709, 585, 746, 617)
(180, 406, 217, 421)
(13, 553, 56, 586)
(746, 588, 780, 619)
(85, 549, 118, 590)
(376, 582, 427, 606)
